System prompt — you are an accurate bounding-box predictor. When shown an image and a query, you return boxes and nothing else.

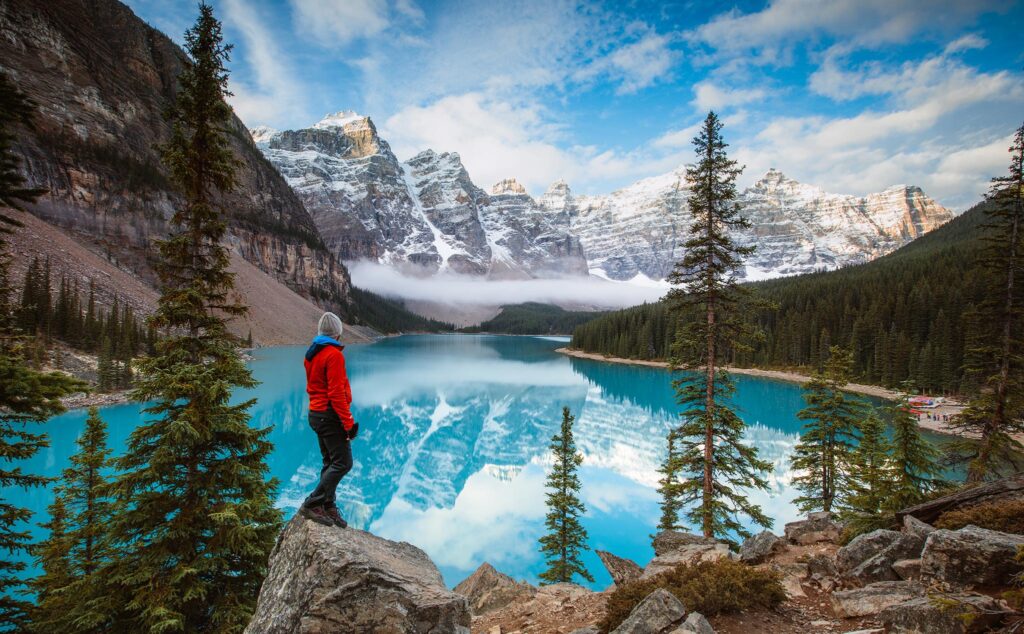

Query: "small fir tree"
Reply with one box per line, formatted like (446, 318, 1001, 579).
(840, 412, 894, 533)
(953, 122, 1024, 481)
(0, 69, 85, 631)
(887, 388, 942, 511)
(102, 5, 281, 631)
(663, 111, 772, 542)
(30, 496, 72, 631)
(790, 347, 865, 513)
(656, 430, 683, 532)
(31, 407, 115, 632)
(538, 407, 593, 585)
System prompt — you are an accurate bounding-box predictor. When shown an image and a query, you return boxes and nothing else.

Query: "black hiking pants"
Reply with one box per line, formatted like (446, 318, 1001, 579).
(302, 411, 353, 509)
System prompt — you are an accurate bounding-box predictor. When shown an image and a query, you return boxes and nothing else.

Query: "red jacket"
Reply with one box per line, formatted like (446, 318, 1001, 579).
(304, 341, 354, 430)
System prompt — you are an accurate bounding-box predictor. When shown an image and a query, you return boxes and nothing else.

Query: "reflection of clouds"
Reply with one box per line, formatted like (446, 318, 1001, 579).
(371, 463, 548, 580)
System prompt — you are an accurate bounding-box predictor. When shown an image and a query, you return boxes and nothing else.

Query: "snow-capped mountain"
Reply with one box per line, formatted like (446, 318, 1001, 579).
(254, 113, 587, 278)
(253, 114, 952, 283)
(546, 167, 952, 281)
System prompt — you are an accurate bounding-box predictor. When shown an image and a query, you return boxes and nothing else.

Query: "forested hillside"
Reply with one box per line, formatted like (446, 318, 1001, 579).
(462, 302, 607, 335)
(349, 287, 455, 333)
(571, 203, 989, 394)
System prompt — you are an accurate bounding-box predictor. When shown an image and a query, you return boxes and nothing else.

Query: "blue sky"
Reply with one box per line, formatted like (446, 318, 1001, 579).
(124, 0, 1023, 208)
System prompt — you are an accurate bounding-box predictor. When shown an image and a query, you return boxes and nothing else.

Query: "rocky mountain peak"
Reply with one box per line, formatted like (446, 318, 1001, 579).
(491, 178, 528, 196)
(249, 125, 278, 144)
(313, 110, 370, 130)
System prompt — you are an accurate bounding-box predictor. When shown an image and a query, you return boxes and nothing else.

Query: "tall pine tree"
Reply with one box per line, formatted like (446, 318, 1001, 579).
(790, 347, 865, 513)
(0, 69, 86, 631)
(102, 5, 281, 631)
(954, 122, 1024, 481)
(538, 407, 593, 585)
(662, 111, 772, 542)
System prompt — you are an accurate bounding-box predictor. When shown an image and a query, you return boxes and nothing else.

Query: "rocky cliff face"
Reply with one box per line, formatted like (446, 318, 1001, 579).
(563, 168, 953, 281)
(254, 116, 588, 279)
(1, 0, 353, 312)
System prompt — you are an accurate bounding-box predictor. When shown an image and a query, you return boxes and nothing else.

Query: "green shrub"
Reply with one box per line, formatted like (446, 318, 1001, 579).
(935, 500, 1024, 534)
(599, 559, 786, 633)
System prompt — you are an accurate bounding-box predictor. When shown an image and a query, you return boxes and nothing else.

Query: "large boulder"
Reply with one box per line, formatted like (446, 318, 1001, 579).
(879, 593, 1009, 633)
(597, 550, 643, 586)
(642, 542, 733, 580)
(902, 515, 935, 541)
(920, 525, 1024, 587)
(611, 588, 687, 634)
(651, 531, 719, 556)
(830, 581, 924, 618)
(453, 562, 535, 616)
(739, 531, 785, 564)
(245, 518, 470, 634)
(836, 529, 924, 585)
(783, 511, 842, 545)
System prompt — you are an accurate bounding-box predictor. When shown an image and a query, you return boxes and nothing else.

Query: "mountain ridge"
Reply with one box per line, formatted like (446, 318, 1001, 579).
(253, 113, 953, 282)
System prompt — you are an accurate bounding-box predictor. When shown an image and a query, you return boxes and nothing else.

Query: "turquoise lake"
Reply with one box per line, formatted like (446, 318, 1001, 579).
(9, 334, 909, 590)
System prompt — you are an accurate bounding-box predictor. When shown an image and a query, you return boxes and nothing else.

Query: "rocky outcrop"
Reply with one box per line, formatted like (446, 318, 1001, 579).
(643, 532, 733, 580)
(901, 515, 936, 541)
(739, 531, 786, 564)
(830, 581, 924, 618)
(245, 518, 470, 633)
(919, 525, 1024, 587)
(597, 550, 643, 586)
(879, 593, 1009, 633)
(2, 0, 354, 316)
(784, 512, 842, 545)
(611, 588, 687, 634)
(836, 529, 924, 585)
(452, 562, 535, 616)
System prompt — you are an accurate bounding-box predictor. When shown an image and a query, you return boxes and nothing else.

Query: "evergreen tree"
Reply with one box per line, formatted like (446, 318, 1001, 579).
(790, 347, 865, 513)
(0, 68, 85, 631)
(102, 5, 281, 631)
(887, 388, 942, 511)
(538, 407, 593, 585)
(32, 407, 115, 632)
(841, 412, 893, 534)
(656, 430, 683, 532)
(96, 336, 115, 393)
(663, 112, 772, 542)
(30, 496, 72, 631)
(954, 122, 1024, 481)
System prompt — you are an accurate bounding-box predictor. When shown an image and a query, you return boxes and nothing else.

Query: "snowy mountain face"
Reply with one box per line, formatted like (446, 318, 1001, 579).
(254, 114, 587, 278)
(553, 168, 953, 281)
(254, 116, 952, 283)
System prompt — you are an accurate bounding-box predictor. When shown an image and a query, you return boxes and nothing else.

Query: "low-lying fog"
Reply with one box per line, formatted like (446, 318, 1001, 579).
(348, 262, 669, 326)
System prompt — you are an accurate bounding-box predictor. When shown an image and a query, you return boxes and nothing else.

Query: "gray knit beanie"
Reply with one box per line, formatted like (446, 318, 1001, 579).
(317, 312, 344, 339)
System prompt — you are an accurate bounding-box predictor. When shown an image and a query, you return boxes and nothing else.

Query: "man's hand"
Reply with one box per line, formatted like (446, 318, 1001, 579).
(347, 422, 359, 441)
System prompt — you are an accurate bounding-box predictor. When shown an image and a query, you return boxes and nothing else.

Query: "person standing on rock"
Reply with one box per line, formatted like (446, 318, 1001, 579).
(299, 312, 357, 528)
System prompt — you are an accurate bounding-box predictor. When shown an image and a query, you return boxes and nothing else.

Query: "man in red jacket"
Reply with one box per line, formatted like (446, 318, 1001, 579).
(299, 312, 357, 528)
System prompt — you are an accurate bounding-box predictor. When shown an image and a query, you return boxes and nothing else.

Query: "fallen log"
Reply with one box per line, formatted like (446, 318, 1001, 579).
(897, 475, 1024, 525)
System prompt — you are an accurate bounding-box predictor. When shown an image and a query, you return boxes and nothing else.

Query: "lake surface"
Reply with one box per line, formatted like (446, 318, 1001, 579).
(10, 334, 907, 590)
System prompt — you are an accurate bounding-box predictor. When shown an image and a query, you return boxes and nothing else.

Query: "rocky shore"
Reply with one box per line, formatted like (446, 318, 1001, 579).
(245, 478, 1023, 634)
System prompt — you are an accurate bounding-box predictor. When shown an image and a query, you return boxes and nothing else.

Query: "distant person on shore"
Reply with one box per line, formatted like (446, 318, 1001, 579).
(299, 312, 357, 528)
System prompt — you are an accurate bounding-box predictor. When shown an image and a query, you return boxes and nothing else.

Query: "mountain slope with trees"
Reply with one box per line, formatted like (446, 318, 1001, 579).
(571, 201, 990, 394)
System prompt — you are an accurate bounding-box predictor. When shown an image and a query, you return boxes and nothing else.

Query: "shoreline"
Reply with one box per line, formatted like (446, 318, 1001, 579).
(556, 347, 969, 438)
(61, 389, 132, 410)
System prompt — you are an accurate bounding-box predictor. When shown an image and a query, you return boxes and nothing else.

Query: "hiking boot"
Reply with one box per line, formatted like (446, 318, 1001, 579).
(299, 504, 334, 527)
(324, 505, 348, 529)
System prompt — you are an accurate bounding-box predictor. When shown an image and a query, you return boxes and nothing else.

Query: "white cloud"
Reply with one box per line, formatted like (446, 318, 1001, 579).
(691, 81, 767, 111)
(221, 0, 312, 128)
(382, 92, 685, 195)
(691, 0, 1000, 62)
(944, 33, 989, 54)
(599, 31, 679, 94)
(290, 0, 391, 46)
